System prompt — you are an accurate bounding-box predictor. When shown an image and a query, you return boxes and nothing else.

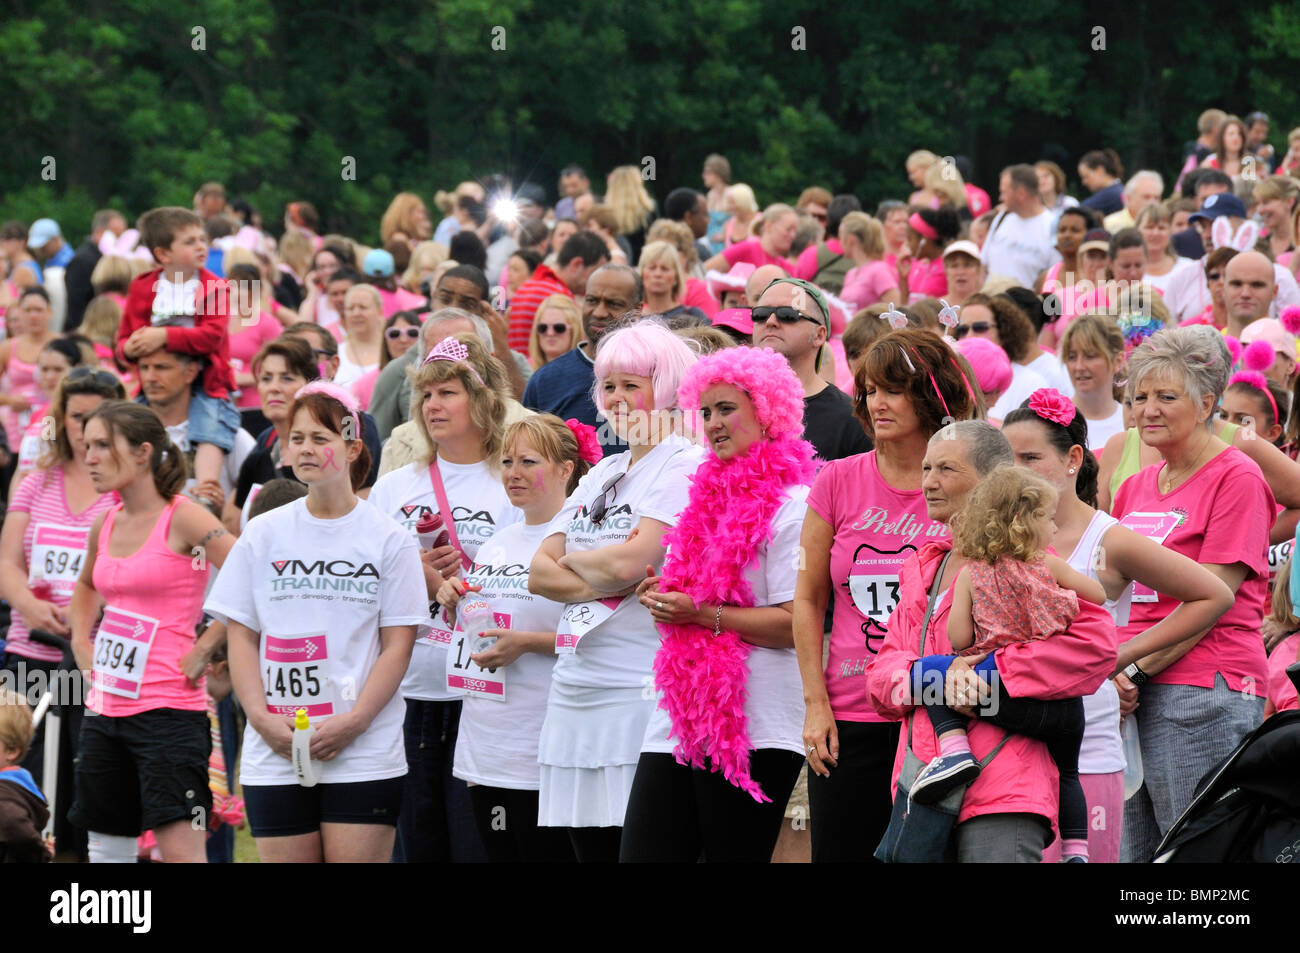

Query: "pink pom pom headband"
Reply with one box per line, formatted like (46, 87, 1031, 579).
(1228, 370, 1279, 426)
(422, 336, 485, 386)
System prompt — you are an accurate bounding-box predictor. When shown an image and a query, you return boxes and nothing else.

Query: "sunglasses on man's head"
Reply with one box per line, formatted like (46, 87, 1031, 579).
(537, 323, 569, 335)
(385, 326, 421, 341)
(952, 322, 992, 340)
(751, 305, 821, 327)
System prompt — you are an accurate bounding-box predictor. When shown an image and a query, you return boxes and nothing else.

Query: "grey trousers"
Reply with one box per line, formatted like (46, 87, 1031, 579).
(954, 812, 1051, 863)
(1122, 673, 1264, 863)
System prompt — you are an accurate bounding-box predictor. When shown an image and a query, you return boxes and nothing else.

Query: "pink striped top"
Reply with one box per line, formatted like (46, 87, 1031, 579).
(89, 496, 209, 716)
(6, 466, 118, 662)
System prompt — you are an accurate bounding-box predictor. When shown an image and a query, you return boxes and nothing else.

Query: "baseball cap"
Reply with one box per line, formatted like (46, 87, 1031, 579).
(1189, 192, 1248, 224)
(27, 218, 62, 250)
(942, 240, 982, 262)
(362, 248, 395, 278)
(1078, 229, 1112, 256)
(515, 183, 547, 209)
(758, 277, 831, 332)
(1240, 318, 1298, 362)
(711, 307, 754, 336)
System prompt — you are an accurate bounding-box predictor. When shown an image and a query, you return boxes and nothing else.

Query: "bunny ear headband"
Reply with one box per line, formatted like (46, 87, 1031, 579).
(1211, 217, 1260, 253)
(98, 228, 154, 262)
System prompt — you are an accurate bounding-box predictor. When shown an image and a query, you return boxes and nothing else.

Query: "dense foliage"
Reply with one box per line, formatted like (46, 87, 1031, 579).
(5, 0, 1297, 243)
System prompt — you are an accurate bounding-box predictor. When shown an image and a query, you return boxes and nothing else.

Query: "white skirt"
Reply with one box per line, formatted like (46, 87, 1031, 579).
(536, 681, 652, 828)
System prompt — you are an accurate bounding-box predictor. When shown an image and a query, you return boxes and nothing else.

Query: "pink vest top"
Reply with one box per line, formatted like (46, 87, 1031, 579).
(89, 496, 209, 716)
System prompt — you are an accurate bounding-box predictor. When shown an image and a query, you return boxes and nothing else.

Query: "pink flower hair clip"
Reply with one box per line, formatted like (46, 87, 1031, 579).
(423, 336, 485, 386)
(1027, 388, 1077, 427)
(565, 419, 603, 464)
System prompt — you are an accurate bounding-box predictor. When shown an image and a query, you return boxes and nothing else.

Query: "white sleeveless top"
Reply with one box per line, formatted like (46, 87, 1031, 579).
(1066, 509, 1130, 774)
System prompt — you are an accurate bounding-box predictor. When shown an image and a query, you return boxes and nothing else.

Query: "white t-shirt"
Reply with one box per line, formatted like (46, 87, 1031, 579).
(989, 365, 1049, 422)
(980, 210, 1058, 287)
(1165, 259, 1300, 323)
(203, 497, 430, 785)
(333, 341, 378, 390)
(368, 457, 522, 700)
(453, 521, 561, 789)
(641, 486, 809, 756)
(1065, 509, 1130, 774)
(546, 435, 704, 690)
(1021, 352, 1074, 398)
(152, 275, 199, 327)
(1143, 258, 1194, 296)
(1085, 404, 1126, 452)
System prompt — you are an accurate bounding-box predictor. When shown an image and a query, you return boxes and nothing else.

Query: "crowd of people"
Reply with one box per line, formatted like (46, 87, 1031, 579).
(0, 105, 1298, 864)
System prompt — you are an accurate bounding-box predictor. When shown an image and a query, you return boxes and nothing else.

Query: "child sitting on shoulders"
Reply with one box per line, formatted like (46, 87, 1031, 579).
(117, 206, 241, 513)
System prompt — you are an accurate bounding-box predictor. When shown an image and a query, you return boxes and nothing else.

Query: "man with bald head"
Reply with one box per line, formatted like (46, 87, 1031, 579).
(1224, 251, 1277, 338)
(751, 276, 870, 462)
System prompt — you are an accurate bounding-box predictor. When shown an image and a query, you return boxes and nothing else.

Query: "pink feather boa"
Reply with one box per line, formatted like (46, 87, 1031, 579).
(654, 435, 817, 802)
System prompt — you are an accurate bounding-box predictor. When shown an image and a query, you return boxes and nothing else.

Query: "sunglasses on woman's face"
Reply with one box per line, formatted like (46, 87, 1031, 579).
(385, 326, 421, 341)
(952, 322, 992, 340)
(537, 323, 570, 335)
(1206, 271, 1223, 282)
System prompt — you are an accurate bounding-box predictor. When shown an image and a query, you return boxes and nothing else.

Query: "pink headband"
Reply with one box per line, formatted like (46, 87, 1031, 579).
(909, 213, 939, 241)
(294, 380, 360, 416)
(423, 336, 485, 386)
(1229, 371, 1279, 425)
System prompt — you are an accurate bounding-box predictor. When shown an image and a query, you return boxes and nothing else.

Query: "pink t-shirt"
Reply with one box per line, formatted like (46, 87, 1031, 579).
(907, 256, 947, 301)
(794, 240, 844, 281)
(806, 451, 950, 721)
(840, 260, 898, 311)
(350, 366, 380, 412)
(229, 312, 283, 408)
(682, 278, 719, 318)
(376, 286, 427, 318)
(722, 239, 793, 274)
(6, 466, 118, 662)
(1267, 632, 1300, 714)
(1113, 447, 1272, 691)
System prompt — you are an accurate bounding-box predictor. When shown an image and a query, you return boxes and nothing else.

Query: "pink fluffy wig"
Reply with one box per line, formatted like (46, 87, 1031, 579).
(675, 346, 806, 440)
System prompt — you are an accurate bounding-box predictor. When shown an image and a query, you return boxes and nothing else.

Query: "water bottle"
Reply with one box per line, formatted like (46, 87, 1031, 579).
(458, 596, 496, 643)
(416, 513, 450, 551)
(1121, 716, 1143, 799)
(292, 708, 319, 787)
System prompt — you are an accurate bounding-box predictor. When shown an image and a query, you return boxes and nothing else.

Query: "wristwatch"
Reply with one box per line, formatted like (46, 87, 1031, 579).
(1122, 662, 1149, 686)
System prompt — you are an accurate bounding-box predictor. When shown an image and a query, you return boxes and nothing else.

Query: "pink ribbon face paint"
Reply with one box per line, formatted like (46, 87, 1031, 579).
(319, 446, 340, 472)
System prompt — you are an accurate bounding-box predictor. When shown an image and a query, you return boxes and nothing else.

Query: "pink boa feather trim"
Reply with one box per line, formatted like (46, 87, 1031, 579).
(654, 435, 817, 802)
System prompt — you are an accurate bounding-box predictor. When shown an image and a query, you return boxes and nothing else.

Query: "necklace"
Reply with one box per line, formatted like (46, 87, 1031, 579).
(1159, 432, 1212, 494)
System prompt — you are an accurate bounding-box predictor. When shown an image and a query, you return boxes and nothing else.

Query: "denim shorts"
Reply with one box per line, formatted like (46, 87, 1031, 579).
(186, 391, 241, 452)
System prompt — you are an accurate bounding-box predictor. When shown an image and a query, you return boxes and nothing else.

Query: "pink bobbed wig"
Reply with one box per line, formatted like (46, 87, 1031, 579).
(676, 346, 806, 440)
(953, 336, 1013, 395)
(591, 319, 698, 415)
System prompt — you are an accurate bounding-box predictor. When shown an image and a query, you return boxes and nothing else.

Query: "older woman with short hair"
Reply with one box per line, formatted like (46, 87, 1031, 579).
(1110, 326, 1271, 861)
(638, 241, 707, 323)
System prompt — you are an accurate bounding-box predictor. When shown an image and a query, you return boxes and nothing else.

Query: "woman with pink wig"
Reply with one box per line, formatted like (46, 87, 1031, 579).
(529, 320, 703, 862)
(619, 346, 816, 861)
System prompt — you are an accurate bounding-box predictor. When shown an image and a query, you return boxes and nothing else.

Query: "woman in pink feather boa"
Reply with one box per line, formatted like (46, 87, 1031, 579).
(620, 346, 816, 862)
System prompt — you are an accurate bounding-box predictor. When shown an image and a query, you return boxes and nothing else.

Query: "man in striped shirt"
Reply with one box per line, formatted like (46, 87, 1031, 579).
(506, 231, 608, 354)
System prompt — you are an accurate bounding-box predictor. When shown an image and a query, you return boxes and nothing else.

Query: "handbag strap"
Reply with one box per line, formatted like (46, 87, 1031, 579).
(904, 551, 1011, 770)
(428, 460, 470, 572)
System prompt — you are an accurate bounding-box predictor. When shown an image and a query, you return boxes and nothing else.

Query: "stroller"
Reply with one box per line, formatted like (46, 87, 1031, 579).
(26, 629, 76, 843)
(1153, 663, 1300, 863)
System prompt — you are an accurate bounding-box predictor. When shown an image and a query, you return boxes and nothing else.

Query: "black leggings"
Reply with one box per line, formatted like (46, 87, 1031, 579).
(467, 785, 576, 863)
(926, 683, 1087, 842)
(807, 720, 901, 862)
(619, 750, 804, 863)
(565, 825, 624, 863)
